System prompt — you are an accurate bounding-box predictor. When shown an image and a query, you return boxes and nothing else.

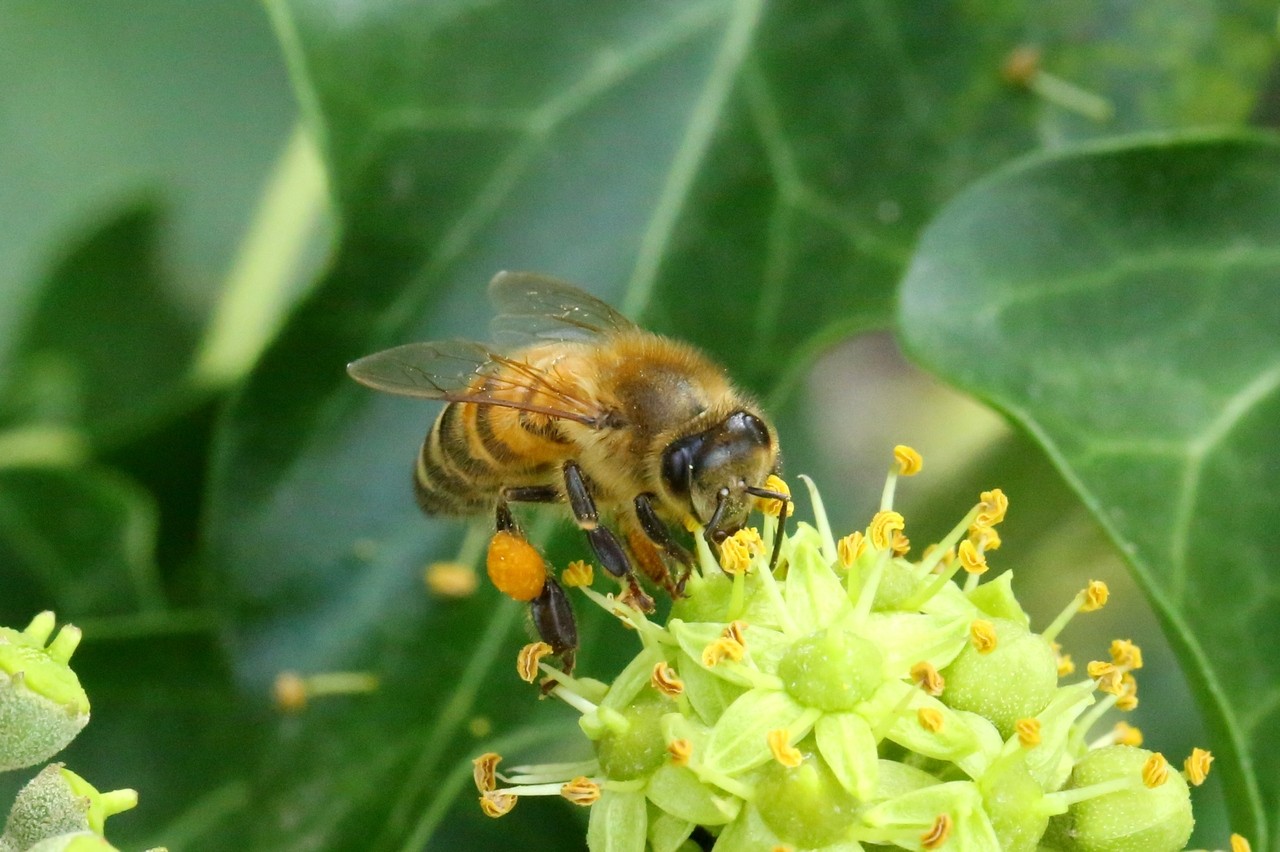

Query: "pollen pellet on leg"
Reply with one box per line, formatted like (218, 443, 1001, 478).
(486, 529, 547, 601)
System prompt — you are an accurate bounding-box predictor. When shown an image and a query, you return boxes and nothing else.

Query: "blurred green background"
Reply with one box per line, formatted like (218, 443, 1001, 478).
(3, 0, 1279, 849)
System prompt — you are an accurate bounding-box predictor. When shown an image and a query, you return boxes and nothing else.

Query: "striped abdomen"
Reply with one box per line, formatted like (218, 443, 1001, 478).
(413, 385, 574, 516)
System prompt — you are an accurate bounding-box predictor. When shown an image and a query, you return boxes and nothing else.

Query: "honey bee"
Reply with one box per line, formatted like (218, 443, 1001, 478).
(348, 272, 787, 672)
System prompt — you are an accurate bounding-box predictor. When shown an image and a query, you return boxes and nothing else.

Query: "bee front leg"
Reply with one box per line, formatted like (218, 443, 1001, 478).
(634, 493, 695, 596)
(562, 461, 655, 613)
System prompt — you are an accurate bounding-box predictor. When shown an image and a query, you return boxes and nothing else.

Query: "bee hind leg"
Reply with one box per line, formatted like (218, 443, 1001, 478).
(531, 576, 577, 682)
(562, 461, 655, 613)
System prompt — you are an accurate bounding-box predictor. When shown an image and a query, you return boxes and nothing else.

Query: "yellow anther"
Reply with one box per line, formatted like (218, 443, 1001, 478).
(1087, 660, 1117, 680)
(1116, 673, 1139, 710)
(891, 529, 911, 557)
(701, 636, 745, 667)
(273, 670, 379, 714)
(425, 561, 479, 597)
(1142, 752, 1170, 788)
(561, 559, 594, 588)
(910, 661, 945, 697)
(651, 661, 684, 697)
(970, 619, 998, 654)
(917, 707, 945, 733)
(719, 535, 752, 576)
(1184, 747, 1213, 786)
(837, 532, 867, 568)
(722, 620, 749, 646)
(733, 527, 766, 555)
(1113, 721, 1143, 747)
(976, 488, 1008, 527)
(479, 790, 517, 818)
(667, 738, 693, 766)
(472, 753, 502, 793)
(957, 540, 988, 575)
(767, 729, 803, 767)
(1109, 638, 1143, 670)
(1015, 718, 1042, 748)
(1081, 580, 1109, 612)
(1231, 833, 1252, 852)
(921, 813, 953, 850)
(1053, 642, 1075, 677)
(561, 776, 602, 806)
(869, 510, 906, 550)
(893, 444, 924, 476)
(968, 523, 1002, 552)
(758, 475, 794, 518)
(517, 642, 554, 683)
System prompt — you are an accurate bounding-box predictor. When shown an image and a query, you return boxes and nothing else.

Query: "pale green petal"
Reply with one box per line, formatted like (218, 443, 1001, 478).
(783, 527, 851, 630)
(647, 763, 741, 825)
(860, 611, 968, 677)
(704, 689, 816, 775)
(587, 789, 648, 852)
(966, 571, 1029, 626)
(814, 712, 878, 801)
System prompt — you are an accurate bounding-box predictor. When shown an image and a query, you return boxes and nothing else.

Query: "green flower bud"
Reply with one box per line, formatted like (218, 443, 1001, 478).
(594, 690, 674, 781)
(753, 750, 859, 848)
(1045, 746, 1193, 852)
(1, 765, 137, 849)
(779, 629, 884, 712)
(0, 614, 90, 771)
(940, 617, 1057, 737)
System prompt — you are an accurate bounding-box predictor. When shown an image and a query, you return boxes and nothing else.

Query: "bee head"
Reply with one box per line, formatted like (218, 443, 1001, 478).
(660, 410, 777, 542)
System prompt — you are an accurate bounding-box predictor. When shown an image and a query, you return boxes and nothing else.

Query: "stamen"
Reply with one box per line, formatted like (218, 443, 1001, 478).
(473, 753, 502, 793)
(921, 814, 953, 850)
(957, 540, 988, 575)
(767, 729, 803, 767)
(425, 561, 479, 597)
(1232, 834, 1252, 852)
(560, 777, 601, 806)
(1082, 580, 1110, 612)
(1016, 718, 1042, 748)
(719, 535, 752, 576)
(968, 524, 1001, 552)
(734, 527, 766, 556)
(701, 637, 746, 667)
(651, 661, 685, 697)
(910, 661, 945, 697)
(1109, 639, 1143, 670)
(561, 560, 594, 588)
(918, 707, 944, 733)
(757, 475, 795, 518)
(480, 790, 517, 818)
(970, 620, 998, 654)
(891, 529, 911, 557)
(869, 510, 905, 551)
(273, 670, 379, 714)
(837, 532, 867, 569)
(1142, 753, 1170, 788)
(667, 738, 693, 766)
(1052, 642, 1075, 677)
(518, 642, 555, 683)
(1114, 722, 1143, 747)
(894, 444, 924, 476)
(975, 488, 1008, 527)
(722, 620, 749, 646)
(1183, 748, 1213, 786)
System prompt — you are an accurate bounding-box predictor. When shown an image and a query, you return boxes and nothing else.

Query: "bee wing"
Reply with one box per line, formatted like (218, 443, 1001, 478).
(487, 270, 636, 346)
(347, 339, 603, 425)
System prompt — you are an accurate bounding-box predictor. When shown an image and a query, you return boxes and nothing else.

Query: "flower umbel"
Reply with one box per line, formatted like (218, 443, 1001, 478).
(476, 449, 1218, 851)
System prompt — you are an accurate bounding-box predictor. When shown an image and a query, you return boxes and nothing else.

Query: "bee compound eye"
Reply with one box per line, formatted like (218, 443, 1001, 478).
(660, 433, 704, 496)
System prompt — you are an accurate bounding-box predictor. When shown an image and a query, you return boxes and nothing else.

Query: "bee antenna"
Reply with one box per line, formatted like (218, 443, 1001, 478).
(744, 485, 788, 571)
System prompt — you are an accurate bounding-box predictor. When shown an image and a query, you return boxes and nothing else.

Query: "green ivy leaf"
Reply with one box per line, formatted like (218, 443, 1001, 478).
(0, 465, 164, 622)
(898, 132, 1280, 849)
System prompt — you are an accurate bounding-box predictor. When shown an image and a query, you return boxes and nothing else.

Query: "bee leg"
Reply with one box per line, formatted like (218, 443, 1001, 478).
(563, 461, 655, 613)
(531, 576, 577, 681)
(634, 493, 695, 596)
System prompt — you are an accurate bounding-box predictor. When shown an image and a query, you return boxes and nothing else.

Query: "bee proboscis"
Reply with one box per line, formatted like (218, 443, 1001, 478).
(348, 272, 788, 673)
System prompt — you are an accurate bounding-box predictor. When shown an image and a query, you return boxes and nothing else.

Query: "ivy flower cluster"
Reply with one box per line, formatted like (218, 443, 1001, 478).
(474, 448, 1235, 852)
(0, 612, 149, 852)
